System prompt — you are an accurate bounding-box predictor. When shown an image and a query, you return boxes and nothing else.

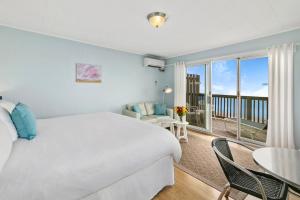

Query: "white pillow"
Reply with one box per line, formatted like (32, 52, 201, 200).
(0, 100, 16, 113)
(145, 103, 155, 115)
(0, 121, 13, 172)
(0, 107, 18, 141)
(138, 103, 147, 116)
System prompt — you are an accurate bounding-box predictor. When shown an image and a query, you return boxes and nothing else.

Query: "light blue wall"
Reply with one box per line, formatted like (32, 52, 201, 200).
(0, 26, 165, 118)
(165, 28, 300, 148)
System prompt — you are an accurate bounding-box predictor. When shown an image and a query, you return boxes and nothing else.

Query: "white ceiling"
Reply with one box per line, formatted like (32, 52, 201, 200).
(0, 0, 300, 58)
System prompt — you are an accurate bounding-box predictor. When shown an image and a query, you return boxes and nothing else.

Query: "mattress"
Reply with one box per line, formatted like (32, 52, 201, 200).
(0, 112, 181, 200)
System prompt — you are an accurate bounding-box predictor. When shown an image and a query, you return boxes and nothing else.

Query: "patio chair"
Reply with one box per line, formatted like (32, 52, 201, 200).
(186, 105, 197, 124)
(212, 138, 288, 200)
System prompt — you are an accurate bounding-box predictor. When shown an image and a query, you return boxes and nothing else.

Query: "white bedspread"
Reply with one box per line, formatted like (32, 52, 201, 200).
(0, 112, 181, 200)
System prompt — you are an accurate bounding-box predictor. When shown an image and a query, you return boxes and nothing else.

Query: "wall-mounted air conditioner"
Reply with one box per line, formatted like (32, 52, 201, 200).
(144, 57, 165, 71)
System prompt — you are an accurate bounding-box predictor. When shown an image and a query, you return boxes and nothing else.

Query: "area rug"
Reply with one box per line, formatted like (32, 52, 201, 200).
(175, 132, 259, 200)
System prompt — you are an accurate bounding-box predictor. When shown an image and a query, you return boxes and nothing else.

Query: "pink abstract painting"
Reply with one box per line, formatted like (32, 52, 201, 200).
(76, 63, 102, 83)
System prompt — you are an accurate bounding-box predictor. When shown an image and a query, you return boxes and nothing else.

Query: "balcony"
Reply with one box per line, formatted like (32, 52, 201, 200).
(186, 93, 268, 143)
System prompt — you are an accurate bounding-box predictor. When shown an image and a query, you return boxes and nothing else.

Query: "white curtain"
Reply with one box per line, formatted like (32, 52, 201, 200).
(174, 62, 186, 107)
(267, 43, 295, 149)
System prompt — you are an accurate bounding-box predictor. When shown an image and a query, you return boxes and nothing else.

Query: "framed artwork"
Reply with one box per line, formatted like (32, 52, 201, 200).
(76, 63, 102, 83)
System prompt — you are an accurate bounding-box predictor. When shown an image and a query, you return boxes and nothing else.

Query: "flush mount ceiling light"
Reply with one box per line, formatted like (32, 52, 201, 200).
(147, 12, 167, 28)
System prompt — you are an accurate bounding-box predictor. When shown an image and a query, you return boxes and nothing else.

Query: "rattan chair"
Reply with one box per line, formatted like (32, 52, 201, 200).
(212, 138, 288, 200)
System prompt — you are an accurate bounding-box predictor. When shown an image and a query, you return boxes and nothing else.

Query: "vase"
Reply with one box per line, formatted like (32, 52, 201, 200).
(179, 116, 183, 122)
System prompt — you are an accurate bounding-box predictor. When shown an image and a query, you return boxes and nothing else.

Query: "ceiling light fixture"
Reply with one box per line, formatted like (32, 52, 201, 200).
(147, 12, 167, 28)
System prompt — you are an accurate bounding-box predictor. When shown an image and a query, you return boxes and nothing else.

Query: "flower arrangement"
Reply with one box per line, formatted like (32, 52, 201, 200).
(174, 106, 188, 121)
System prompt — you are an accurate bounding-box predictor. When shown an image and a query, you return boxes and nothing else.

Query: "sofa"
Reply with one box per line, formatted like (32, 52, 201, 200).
(122, 102, 174, 123)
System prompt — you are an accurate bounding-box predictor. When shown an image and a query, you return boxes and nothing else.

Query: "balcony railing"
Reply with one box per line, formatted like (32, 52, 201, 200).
(186, 93, 268, 126)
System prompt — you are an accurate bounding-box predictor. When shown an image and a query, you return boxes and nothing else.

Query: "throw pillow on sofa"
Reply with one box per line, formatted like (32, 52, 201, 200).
(154, 104, 167, 115)
(138, 103, 147, 116)
(132, 104, 142, 115)
(145, 103, 155, 115)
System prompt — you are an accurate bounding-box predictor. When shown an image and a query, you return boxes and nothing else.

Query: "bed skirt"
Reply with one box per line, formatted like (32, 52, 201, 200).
(81, 156, 174, 200)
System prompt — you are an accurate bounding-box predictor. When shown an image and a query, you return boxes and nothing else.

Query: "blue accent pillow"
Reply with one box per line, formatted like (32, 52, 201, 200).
(11, 103, 37, 140)
(132, 104, 142, 115)
(154, 104, 167, 115)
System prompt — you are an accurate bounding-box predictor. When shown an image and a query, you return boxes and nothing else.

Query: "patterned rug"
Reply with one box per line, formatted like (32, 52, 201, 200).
(175, 132, 259, 200)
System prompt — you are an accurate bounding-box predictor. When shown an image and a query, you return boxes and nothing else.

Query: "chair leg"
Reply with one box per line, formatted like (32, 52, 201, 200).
(218, 183, 230, 200)
(289, 186, 300, 197)
(224, 187, 231, 198)
(287, 185, 300, 200)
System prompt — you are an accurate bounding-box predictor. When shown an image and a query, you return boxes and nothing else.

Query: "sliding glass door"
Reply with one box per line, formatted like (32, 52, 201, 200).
(186, 63, 211, 132)
(209, 55, 268, 144)
(211, 59, 238, 139)
(239, 57, 268, 144)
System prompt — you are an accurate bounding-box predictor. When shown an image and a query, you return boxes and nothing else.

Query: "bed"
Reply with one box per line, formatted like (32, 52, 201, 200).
(0, 112, 181, 200)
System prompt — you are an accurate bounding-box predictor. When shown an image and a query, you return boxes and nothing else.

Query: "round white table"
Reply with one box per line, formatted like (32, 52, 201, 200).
(252, 147, 300, 189)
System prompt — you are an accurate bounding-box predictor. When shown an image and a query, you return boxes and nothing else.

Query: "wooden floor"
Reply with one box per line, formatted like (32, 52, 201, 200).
(154, 167, 300, 200)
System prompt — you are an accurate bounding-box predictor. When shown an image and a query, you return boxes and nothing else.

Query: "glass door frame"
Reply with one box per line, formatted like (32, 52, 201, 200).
(185, 62, 212, 133)
(237, 58, 241, 141)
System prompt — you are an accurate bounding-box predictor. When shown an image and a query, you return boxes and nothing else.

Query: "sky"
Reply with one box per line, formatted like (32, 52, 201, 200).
(186, 57, 268, 97)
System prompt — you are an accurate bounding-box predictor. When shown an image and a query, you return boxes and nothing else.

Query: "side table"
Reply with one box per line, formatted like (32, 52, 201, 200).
(175, 121, 189, 142)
